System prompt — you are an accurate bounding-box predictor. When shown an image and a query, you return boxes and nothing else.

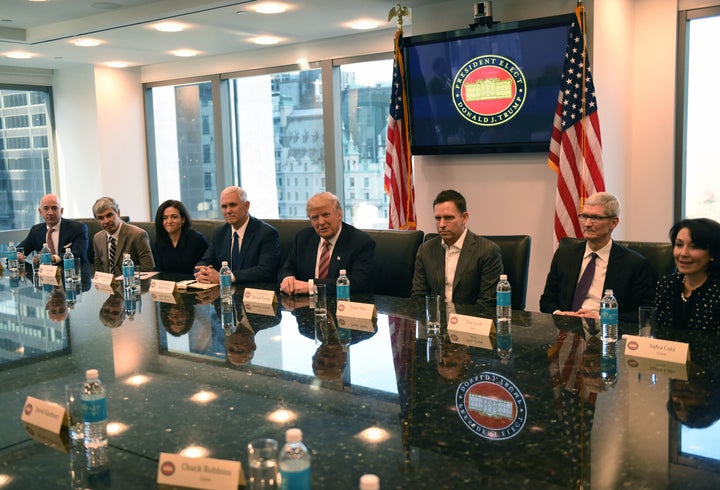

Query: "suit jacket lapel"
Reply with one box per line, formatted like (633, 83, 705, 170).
(237, 218, 255, 266)
(431, 240, 445, 295)
(453, 232, 476, 290)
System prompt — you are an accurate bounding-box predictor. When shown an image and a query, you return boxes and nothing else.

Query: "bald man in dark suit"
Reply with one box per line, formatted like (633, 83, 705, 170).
(411, 190, 503, 308)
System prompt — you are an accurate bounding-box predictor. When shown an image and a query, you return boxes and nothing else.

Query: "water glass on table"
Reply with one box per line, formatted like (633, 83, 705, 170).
(247, 438, 279, 489)
(638, 306, 657, 338)
(425, 294, 441, 334)
(65, 381, 85, 441)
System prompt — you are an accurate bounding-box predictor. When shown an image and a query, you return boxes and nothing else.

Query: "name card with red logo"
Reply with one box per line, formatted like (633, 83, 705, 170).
(37, 264, 60, 281)
(93, 271, 115, 293)
(243, 288, 278, 316)
(623, 335, 689, 364)
(149, 279, 178, 303)
(336, 300, 376, 321)
(623, 356, 688, 380)
(21, 396, 65, 434)
(447, 314, 494, 349)
(336, 311, 377, 332)
(157, 452, 245, 490)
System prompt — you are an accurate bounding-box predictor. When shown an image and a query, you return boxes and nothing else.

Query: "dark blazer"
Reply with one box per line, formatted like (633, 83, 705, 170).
(19, 218, 89, 263)
(93, 222, 155, 276)
(411, 230, 503, 308)
(197, 216, 280, 284)
(153, 229, 209, 275)
(278, 222, 375, 294)
(540, 240, 657, 322)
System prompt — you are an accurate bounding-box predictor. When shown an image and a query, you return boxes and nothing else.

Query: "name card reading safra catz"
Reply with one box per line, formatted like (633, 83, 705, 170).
(157, 452, 245, 490)
(622, 334, 689, 364)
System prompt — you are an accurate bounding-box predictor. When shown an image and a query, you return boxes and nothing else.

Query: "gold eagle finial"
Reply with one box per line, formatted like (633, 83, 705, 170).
(388, 4, 411, 30)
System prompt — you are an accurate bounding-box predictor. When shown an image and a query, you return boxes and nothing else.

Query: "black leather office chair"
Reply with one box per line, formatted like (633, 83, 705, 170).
(559, 237, 675, 281)
(423, 233, 531, 310)
(364, 229, 424, 297)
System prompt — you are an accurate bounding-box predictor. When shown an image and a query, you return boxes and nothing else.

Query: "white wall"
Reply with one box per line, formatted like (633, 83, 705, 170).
(46, 0, 683, 308)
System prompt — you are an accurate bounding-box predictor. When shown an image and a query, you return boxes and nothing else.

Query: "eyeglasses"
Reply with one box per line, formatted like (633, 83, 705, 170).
(577, 214, 615, 223)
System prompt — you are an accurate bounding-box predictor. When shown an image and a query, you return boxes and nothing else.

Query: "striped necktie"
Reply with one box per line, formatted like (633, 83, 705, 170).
(108, 236, 117, 269)
(318, 240, 331, 279)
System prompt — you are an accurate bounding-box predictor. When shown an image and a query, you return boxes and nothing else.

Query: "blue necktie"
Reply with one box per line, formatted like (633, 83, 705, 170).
(571, 252, 598, 311)
(231, 231, 240, 270)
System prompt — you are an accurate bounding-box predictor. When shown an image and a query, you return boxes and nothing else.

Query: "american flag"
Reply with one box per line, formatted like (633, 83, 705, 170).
(548, 5, 605, 244)
(384, 30, 416, 230)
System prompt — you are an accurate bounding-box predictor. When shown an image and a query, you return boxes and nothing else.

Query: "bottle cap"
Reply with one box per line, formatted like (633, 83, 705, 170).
(604, 289, 614, 295)
(339, 269, 347, 275)
(43, 242, 48, 247)
(222, 261, 228, 266)
(359, 474, 380, 490)
(285, 428, 302, 443)
(308, 278, 314, 294)
(86, 369, 99, 381)
(500, 274, 508, 280)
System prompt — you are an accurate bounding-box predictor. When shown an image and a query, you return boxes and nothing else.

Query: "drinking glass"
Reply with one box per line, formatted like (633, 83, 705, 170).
(247, 438, 279, 489)
(638, 306, 657, 338)
(65, 381, 85, 441)
(425, 294, 441, 334)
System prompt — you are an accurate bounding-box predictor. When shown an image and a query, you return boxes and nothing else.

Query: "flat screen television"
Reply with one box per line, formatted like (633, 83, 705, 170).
(403, 14, 574, 155)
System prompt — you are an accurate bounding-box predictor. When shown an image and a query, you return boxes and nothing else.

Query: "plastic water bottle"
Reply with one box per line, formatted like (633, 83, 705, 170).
(63, 247, 75, 286)
(600, 289, 618, 342)
(496, 274, 512, 359)
(122, 253, 135, 293)
(359, 474, 380, 490)
(601, 340, 618, 386)
(336, 269, 350, 301)
(279, 428, 311, 490)
(81, 369, 108, 470)
(221, 298, 234, 333)
(41, 242, 52, 265)
(219, 261, 232, 302)
(7, 241, 18, 275)
(124, 287, 137, 319)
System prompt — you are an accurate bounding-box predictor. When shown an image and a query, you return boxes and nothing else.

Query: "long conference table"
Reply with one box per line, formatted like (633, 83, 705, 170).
(1, 270, 719, 489)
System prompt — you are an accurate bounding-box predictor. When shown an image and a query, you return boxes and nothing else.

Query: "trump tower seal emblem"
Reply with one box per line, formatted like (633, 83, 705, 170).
(455, 371, 527, 440)
(452, 55, 526, 126)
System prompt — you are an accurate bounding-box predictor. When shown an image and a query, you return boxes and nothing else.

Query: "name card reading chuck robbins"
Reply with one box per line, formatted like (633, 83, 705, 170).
(92, 271, 115, 293)
(37, 264, 59, 281)
(623, 334, 689, 365)
(447, 313, 495, 349)
(21, 396, 65, 434)
(157, 452, 244, 490)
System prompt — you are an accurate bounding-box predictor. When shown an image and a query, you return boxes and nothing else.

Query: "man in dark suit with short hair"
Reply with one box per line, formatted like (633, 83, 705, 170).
(540, 192, 656, 322)
(411, 189, 503, 308)
(195, 186, 280, 284)
(279, 192, 375, 295)
(18, 193, 89, 269)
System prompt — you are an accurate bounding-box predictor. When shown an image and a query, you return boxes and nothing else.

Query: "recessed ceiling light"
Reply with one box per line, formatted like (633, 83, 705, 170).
(251, 36, 280, 45)
(154, 21, 184, 32)
(171, 49, 200, 57)
(74, 38, 102, 47)
(106, 61, 129, 68)
(254, 2, 287, 14)
(350, 20, 380, 31)
(5, 51, 33, 59)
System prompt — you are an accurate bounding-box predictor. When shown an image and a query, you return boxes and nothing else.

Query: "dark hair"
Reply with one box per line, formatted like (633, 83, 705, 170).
(669, 218, 720, 275)
(154, 200, 192, 245)
(433, 189, 467, 213)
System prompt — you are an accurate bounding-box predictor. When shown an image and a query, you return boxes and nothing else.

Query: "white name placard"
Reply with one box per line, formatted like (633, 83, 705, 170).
(21, 396, 65, 434)
(622, 335, 689, 364)
(244, 301, 278, 317)
(336, 315, 377, 332)
(243, 288, 277, 305)
(447, 313, 495, 349)
(150, 279, 177, 295)
(624, 356, 688, 380)
(93, 271, 115, 293)
(336, 300, 376, 320)
(157, 452, 244, 490)
(37, 264, 59, 281)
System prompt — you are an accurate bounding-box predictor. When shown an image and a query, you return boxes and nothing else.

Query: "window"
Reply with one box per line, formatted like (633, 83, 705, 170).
(678, 7, 720, 221)
(0, 86, 55, 231)
(145, 78, 220, 219)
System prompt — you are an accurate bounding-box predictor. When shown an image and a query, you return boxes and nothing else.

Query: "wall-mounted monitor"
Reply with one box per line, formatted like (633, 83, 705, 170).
(404, 14, 574, 155)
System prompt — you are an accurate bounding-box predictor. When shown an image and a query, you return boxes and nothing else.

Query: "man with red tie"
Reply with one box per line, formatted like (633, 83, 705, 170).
(279, 192, 375, 295)
(540, 192, 656, 322)
(18, 193, 88, 268)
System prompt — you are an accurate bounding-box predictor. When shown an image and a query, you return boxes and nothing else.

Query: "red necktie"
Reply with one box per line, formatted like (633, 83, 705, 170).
(571, 252, 598, 311)
(47, 227, 56, 255)
(317, 240, 331, 279)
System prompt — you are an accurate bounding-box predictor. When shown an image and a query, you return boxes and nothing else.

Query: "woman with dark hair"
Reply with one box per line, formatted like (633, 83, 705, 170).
(655, 218, 720, 331)
(152, 199, 208, 275)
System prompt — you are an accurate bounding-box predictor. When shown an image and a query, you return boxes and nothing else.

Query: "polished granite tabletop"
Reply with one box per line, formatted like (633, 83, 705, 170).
(1, 270, 719, 489)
